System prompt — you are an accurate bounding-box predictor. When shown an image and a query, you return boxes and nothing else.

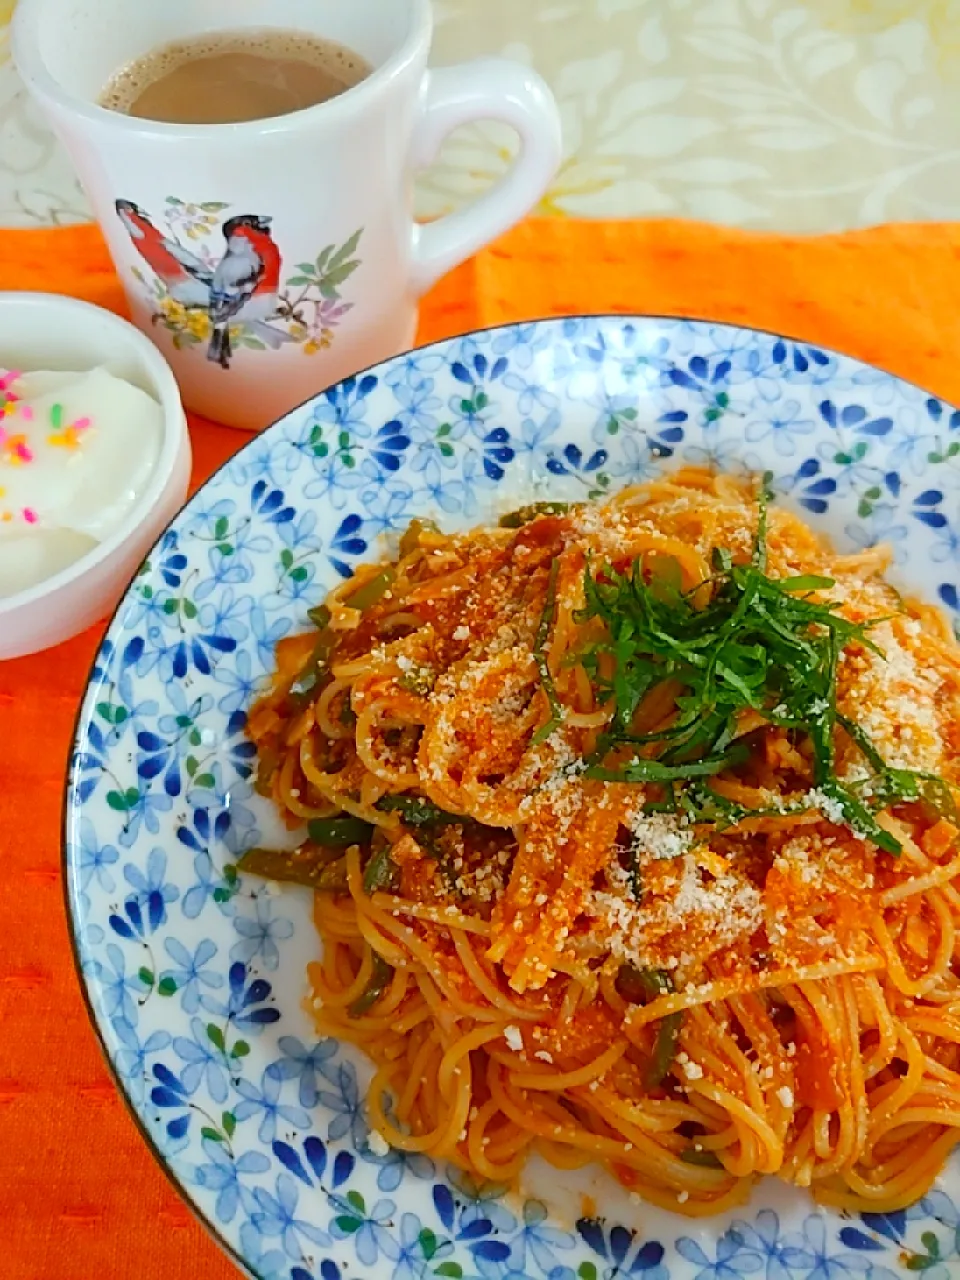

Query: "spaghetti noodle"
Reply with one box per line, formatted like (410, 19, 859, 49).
(245, 469, 960, 1215)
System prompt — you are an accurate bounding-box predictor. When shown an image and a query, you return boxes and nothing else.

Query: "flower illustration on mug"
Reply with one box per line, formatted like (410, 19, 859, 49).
(115, 196, 363, 370)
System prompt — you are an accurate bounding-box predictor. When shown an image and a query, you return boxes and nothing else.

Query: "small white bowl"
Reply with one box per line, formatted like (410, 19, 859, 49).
(0, 292, 190, 659)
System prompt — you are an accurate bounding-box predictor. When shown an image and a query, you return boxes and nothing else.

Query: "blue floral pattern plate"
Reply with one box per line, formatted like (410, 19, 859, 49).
(65, 318, 960, 1280)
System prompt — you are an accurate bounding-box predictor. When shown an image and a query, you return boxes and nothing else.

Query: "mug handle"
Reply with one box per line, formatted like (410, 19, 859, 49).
(409, 59, 562, 295)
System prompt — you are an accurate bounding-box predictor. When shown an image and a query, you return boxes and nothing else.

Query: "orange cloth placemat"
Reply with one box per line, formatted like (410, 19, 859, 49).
(2, 217, 960, 1278)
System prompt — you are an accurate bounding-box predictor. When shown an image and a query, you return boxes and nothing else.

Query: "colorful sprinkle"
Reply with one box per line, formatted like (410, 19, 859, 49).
(2, 433, 33, 465)
(46, 403, 94, 450)
(49, 427, 83, 451)
(0, 370, 24, 420)
(0, 506, 39, 525)
(0, 375, 97, 468)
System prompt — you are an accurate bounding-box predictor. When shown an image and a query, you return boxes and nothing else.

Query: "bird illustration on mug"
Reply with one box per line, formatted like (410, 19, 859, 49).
(114, 197, 364, 368)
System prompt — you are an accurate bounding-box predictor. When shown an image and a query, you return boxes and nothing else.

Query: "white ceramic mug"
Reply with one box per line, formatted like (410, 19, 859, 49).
(12, 0, 562, 431)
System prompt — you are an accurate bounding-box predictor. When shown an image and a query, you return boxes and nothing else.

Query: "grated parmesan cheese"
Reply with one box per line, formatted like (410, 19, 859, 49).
(773, 838, 820, 885)
(838, 621, 942, 773)
(586, 852, 762, 971)
(804, 788, 847, 828)
(631, 810, 694, 861)
(504, 1025, 523, 1052)
(367, 1131, 390, 1157)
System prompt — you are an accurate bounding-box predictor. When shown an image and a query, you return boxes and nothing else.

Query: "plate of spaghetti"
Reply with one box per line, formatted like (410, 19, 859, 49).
(66, 317, 960, 1280)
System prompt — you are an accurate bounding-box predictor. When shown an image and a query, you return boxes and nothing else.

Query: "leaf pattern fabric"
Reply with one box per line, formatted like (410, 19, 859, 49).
(4, 0, 960, 227)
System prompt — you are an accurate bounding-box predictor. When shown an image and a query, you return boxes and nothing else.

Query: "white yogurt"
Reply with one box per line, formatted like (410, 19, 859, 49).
(0, 366, 163, 597)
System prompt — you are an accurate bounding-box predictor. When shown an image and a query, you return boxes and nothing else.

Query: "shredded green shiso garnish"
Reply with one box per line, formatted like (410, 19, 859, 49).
(575, 476, 953, 855)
